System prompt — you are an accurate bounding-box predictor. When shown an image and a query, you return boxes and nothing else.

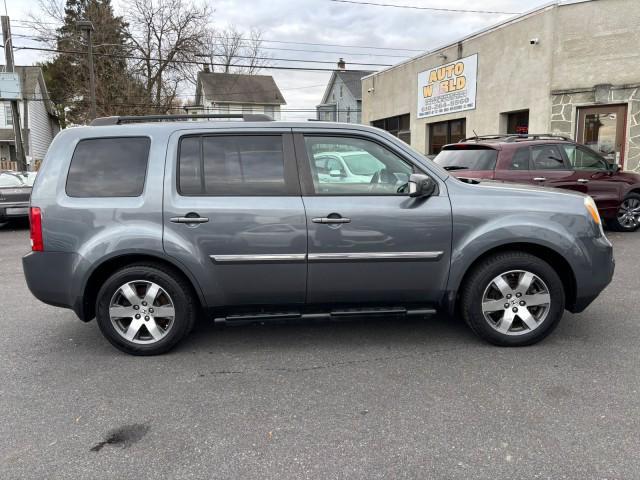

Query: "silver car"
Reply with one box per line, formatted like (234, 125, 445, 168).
(22, 114, 614, 355)
(0, 171, 36, 223)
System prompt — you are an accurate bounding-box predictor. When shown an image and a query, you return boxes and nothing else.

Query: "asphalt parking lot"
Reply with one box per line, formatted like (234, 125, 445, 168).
(1, 221, 638, 479)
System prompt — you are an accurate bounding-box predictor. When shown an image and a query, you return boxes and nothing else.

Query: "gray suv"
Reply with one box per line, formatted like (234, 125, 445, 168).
(22, 114, 614, 355)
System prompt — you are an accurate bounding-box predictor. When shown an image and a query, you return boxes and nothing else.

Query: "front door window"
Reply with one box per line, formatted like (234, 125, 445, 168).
(577, 105, 627, 167)
(303, 136, 413, 195)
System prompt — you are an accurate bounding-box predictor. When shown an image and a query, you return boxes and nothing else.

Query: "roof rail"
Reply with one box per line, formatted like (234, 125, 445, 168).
(458, 135, 505, 142)
(90, 113, 273, 126)
(503, 133, 572, 142)
(459, 133, 572, 143)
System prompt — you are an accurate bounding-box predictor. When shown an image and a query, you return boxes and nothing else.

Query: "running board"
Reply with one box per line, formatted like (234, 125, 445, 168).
(214, 307, 436, 326)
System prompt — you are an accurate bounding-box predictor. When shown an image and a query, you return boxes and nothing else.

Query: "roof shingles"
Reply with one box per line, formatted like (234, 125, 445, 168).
(197, 72, 286, 105)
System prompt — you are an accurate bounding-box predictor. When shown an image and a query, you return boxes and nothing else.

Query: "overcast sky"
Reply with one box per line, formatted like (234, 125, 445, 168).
(7, 0, 551, 120)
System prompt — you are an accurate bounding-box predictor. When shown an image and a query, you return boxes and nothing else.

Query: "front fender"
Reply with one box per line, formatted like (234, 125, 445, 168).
(444, 213, 587, 313)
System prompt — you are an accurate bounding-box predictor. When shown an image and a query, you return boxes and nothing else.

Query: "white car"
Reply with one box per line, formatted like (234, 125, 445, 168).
(313, 151, 384, 183)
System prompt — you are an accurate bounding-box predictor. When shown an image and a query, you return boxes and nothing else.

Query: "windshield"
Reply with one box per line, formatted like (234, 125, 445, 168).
(0, 173, 26, 188)
(342, 153, 384, 175)
(434, 149, 498, 171)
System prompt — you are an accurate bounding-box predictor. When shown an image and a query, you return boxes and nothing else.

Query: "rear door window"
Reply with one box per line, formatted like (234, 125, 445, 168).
(530, 145, 567, 170)
(178, 135, 288, 195)
(510, 148, 530, 170)
(434, 148, 498, 171)
(66, 137, 150, 197)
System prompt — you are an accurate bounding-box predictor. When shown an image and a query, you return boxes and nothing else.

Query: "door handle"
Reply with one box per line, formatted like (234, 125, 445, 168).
(170, 216, 209, 224)
(533, 177, 547, 182)
(577, 178, 590, 184)
(312, 217, 351, 224)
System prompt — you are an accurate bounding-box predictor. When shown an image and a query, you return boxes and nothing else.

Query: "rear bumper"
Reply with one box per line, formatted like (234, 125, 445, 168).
(568, 234, 615, 313)
(0, 202, 30, 219)
(22, 251, 87, 319)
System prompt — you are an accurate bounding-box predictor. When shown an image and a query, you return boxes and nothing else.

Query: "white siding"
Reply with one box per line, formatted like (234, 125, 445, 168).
(317, 76, 362, 124)
(27, 83, 55, 163)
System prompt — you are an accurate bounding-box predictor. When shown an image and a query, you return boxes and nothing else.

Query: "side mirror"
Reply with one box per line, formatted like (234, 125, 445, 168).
(329, 169, 345, 177)
(408, 173, 436, 198)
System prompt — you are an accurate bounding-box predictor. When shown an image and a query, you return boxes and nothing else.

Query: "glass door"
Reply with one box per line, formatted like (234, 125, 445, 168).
(577, 105, 627, 167)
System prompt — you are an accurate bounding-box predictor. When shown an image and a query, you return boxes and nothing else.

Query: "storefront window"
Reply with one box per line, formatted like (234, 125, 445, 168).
(428, 118, 466, 155)
(506, 110, 529, 134)
(371, 114, 411, 144)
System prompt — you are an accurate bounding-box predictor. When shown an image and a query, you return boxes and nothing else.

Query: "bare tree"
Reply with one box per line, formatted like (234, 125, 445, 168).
(124, 0, 211, 112)
(213, 26, 270, 74)
(181, 26, 271, 89)
(27, 0, 67, 45)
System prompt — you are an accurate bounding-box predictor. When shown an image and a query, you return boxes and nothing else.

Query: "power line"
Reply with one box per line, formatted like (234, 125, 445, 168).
(327, 0, 520, 15)
(11, 18, 424, 52)
(206, 34, 423, 52)
(11, 31, 413, 59)
(15, 45, 381, 72)
(12, 38, 391, 67)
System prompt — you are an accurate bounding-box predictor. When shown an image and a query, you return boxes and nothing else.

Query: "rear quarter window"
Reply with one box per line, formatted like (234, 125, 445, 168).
(434, 148, 498, 171)
(66, 137, 150, 197)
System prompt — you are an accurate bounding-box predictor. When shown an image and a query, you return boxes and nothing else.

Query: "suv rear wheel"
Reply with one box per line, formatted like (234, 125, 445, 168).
(460, 251, 565, 346)
(609, 193, 640, 232)
(96, 264, 196, 355)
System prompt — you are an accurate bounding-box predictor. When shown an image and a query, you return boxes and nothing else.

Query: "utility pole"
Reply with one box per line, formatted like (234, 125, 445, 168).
(77, 20, 97, 121)
(1, 16, 27, 171)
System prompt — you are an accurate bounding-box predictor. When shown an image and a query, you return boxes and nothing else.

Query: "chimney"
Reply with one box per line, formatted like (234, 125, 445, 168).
(337, 58, 346, 70)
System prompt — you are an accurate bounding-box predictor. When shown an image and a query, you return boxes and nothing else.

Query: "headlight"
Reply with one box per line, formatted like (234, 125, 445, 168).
(584, 196, 601, 225)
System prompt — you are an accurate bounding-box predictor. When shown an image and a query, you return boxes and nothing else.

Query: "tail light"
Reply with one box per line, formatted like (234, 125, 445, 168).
(29, 207, 44, 252)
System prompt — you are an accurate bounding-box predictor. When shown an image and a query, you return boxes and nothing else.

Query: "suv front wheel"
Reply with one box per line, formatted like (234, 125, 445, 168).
(609, 193, 640, 232)
(96, 264, 196, 355)
(460, 251, 565, 346)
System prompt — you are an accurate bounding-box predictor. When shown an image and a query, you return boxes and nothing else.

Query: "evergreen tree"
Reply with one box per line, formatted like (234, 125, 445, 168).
(41, 0, 148, 126)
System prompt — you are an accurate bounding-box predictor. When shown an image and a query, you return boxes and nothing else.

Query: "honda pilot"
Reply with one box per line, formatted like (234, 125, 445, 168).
(22, 115, 614, 355)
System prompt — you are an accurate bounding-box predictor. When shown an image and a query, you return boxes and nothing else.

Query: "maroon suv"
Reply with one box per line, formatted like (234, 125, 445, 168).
(434, 134, 640, 232)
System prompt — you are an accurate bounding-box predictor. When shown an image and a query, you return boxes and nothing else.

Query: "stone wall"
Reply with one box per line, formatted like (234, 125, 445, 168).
(550, 86, 640, 172)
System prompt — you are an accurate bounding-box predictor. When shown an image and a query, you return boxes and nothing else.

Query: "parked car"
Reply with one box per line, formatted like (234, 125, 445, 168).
(312, 150, 385, 184)
(0, 171, 36, 223)
(433, 134, 640, 231)
(23, 115, 614, 355)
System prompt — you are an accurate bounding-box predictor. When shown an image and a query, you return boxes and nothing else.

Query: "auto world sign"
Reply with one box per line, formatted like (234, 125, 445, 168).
(417, 53, 478, 119)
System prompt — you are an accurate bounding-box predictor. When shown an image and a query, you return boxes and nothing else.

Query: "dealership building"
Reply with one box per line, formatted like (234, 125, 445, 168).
(362, 0, 640, 171)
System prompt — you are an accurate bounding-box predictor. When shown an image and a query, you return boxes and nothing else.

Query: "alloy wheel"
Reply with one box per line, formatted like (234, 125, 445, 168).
(109, 280, 175, 344)
(617, 198, 640, 230)
(481, 270, 551, 336)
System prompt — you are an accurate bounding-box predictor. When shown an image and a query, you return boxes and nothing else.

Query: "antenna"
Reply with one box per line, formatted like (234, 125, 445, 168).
(472, 129, 479, 141)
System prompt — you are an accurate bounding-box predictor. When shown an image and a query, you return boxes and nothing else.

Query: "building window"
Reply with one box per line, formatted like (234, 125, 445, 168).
(506, 110, 529, 134)
(339, 85, 343, 98)
(371, 114, 410, 144)
(428, 118, 466, 155)
(5, 105, 12, 126)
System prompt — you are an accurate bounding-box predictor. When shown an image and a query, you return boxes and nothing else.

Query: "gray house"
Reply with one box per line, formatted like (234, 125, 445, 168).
(0, 66, 60, 170)
(189, 72, 286, 120)
(317, 60, 373, 124)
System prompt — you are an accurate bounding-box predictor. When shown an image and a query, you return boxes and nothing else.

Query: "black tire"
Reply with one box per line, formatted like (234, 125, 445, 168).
(608, 193, 640, 232)
(96, 263, 197, 355)
(459, 251, 565, 347)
